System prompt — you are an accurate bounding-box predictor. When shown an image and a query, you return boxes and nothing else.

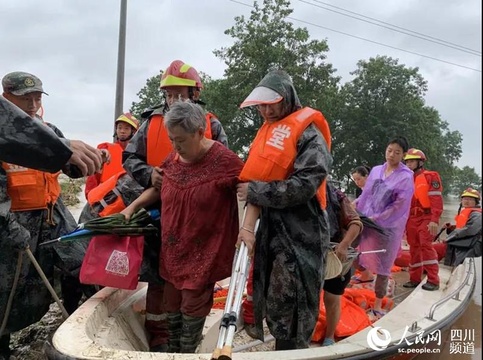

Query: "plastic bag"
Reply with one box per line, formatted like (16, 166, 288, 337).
(80, 234, 144, 290)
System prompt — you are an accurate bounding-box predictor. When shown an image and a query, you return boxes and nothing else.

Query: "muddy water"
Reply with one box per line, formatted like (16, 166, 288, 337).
(418, 198, 482, 359)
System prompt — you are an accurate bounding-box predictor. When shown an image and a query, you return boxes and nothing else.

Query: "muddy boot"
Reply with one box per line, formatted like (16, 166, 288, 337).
(167, 312, 182, 353)
(180, 314, 206, 353)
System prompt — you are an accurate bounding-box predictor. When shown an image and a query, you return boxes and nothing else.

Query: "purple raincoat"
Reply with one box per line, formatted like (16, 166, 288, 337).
(355, 162, 414, 275)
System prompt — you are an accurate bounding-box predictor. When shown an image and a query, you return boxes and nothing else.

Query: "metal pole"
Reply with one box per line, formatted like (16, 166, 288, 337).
(114, 0, 127, 141)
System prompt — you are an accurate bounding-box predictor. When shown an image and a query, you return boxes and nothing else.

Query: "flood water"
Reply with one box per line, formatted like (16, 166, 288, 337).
(418, 198, 482, 359)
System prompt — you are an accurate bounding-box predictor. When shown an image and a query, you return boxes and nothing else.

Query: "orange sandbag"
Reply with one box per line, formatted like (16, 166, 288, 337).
(312, 290, 373, 342)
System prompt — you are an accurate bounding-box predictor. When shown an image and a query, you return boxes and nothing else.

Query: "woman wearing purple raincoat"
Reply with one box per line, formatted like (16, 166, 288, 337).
(355, 136, 414, 319)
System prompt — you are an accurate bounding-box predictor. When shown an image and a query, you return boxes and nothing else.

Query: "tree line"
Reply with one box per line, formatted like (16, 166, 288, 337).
(130, 0, 481, 196)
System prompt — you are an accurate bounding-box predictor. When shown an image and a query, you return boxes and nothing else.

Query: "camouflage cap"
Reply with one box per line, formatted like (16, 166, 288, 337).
(2, 71, 48, 96)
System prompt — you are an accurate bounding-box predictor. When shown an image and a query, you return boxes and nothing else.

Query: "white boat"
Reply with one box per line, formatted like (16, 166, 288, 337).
(46, 258, 476, 359)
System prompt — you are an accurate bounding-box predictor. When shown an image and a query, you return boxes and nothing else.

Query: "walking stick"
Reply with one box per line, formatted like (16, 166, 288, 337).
(211, 210, 259, 360)
(25, 247, 69, 319)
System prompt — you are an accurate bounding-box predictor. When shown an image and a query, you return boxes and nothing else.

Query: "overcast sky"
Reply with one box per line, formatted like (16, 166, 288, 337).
(1, 0, 481, 175)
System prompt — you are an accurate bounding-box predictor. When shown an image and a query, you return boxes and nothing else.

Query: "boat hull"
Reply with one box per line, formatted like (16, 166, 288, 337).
(48, 258, 476, 359)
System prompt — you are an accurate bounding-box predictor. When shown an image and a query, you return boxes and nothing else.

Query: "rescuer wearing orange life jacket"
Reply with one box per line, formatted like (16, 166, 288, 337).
(121, 60, 229, 352)
(441, 188, 482, 266)
(403, 148, 444, 291)
(84, 112, 139, 199)
(123, 59, 228, 190)
(0, 71, 88, 358)
(236, 69, 332, 350)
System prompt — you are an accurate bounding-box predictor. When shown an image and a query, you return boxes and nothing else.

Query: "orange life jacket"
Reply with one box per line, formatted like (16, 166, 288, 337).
(87, 170, 127, 217)
(146, 112, 213, 167)
(455, 207, 482, 229)
(99, 143, 124, 183)
(239, 107, 331, 209)
(2, 162, 61, 212)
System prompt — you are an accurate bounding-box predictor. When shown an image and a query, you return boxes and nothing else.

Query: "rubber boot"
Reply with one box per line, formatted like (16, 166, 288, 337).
(167, 312, 182, 353)
(180, 314, 206, 353)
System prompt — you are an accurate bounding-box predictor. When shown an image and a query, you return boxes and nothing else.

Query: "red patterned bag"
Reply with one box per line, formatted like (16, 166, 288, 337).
(80, 234, 144, 290)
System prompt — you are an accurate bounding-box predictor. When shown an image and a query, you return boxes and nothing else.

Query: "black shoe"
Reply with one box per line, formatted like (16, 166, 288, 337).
(422, 282, 439, 291)
(244, 323, 258, 339)
(403, 281, 420, 288)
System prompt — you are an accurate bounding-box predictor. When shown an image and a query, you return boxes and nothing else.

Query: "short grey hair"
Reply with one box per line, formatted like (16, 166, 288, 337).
(164, 101, 206, 134)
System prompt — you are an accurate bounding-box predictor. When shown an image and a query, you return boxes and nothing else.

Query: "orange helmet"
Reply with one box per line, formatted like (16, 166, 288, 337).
(404, 148, 426, 161)
(115, 112, 139, 131)
(160, 60, 203, 89)
(461, 188, 480, 200)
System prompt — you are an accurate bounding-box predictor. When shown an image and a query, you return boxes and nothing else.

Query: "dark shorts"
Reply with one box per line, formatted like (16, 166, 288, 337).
(323, 268, 352, 295)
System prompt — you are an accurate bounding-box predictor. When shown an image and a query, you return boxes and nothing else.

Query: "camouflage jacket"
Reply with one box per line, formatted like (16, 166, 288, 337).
(248, 124, 333, 347)
(0, 120, 79, 334)
(123, 106, 229, 189)
(0, 96, 72, 172)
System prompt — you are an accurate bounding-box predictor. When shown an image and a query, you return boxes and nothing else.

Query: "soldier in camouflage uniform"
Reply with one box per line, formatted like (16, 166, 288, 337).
(236, 70, 332, 350)
(0, 72, 88, 358)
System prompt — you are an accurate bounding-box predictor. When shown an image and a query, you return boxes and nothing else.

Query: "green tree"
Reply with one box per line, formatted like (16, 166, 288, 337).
(450, 166, 482, 195)
(129, 71, 164, 123)
(333, 56, 463, 193)
(203, 0, 340, 156)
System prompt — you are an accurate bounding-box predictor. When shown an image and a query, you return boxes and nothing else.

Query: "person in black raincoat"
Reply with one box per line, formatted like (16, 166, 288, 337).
(236, 70, 332, 350)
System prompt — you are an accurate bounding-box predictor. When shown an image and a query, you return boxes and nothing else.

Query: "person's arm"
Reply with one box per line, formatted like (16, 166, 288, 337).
(210, 117, 229, 148)
(120, 187, 159, 221)
(247, 125, 332, 209)
(336, 194, 363, 261)
(0, 97, 102, 175)
(122, 120, 154, 189)
(237, 203, 260, 257)
(426, 171, 444, 235)
(46, 122, 85, 178)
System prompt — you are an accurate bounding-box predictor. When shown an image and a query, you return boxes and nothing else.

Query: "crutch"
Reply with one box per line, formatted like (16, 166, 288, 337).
(211, 211, 258, 360)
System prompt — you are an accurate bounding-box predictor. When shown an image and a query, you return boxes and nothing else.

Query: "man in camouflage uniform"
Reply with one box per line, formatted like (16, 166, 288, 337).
(0, 72, 91, 359)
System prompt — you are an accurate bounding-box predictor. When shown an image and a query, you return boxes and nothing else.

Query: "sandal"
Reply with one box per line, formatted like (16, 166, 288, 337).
(351, 275, 375, 284)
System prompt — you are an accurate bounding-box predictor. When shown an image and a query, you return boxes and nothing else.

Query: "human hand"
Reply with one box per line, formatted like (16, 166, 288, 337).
(100, 149, 111, 164)
(120, 207, 136, 222)
(151, 167, 163, 190)
(335, 243, 349, 263)
(428, 221, 439, 236)
(237, 227, 256, 257)
(67, 140, 103, 176)
(236, 183, 249, 202)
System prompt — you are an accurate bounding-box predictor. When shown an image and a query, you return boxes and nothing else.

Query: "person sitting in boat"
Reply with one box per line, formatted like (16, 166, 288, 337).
(321, 182, 363, 346)
(441, 188, 482, 266)
(121, 101, 243, 353)
(236, 69, 332, 350)
(354, 136, 414, 321)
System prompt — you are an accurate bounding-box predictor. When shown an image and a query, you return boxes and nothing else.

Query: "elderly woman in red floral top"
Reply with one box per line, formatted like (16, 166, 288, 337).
(122, 101, 243, 353)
